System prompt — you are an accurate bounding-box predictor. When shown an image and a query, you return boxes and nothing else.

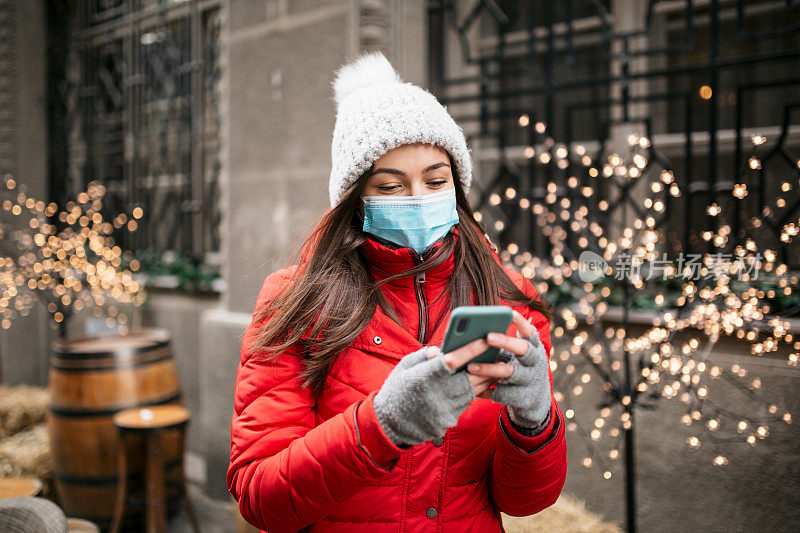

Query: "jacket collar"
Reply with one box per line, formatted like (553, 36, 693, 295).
(358, 226, 460, 288)
(298, 211, 502, 286)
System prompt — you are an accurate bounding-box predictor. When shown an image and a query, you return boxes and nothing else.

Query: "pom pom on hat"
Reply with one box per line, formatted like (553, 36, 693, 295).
(332, 51, 403, 108)
(328, 51, 473, 207)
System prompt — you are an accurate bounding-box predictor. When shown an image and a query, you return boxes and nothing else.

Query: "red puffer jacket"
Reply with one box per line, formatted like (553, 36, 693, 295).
(227, 227, 567, 532)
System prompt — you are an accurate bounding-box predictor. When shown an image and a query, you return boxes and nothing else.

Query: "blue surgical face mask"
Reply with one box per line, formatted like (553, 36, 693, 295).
(362, 188, 459, 255)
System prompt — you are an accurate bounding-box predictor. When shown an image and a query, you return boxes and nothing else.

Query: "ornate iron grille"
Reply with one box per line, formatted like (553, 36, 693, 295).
(47, 0, 223, 267)
(427, 0, 800, 270)
(428, 3, 800, 532)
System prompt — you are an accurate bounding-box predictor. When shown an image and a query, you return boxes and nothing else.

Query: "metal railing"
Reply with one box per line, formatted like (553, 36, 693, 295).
(427, 0, 800, 270)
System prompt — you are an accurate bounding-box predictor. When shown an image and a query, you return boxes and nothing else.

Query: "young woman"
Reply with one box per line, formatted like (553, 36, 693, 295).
(227, 52, 567, 533)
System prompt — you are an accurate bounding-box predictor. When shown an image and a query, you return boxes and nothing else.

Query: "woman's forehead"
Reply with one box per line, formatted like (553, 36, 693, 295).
(375, 143, 450, 164)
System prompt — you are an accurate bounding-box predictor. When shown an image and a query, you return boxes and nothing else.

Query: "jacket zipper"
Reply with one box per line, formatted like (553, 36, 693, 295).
(410, 250, 428, 344)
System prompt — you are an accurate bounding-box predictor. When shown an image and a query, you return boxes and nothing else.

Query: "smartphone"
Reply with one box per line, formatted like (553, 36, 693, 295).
(440, 305, 513, 373)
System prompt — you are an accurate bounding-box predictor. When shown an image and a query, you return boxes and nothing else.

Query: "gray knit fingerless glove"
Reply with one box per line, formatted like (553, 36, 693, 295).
(492, 326, 552, 428)
(373, 346, 475, 447)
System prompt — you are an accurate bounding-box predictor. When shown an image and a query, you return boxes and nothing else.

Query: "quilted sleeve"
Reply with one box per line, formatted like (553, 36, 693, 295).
(226, 269, 409, 532)
(489, 268, 568, 516)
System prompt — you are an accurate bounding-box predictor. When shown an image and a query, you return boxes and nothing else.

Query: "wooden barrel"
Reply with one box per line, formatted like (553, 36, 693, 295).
(47, 329, 185, 531)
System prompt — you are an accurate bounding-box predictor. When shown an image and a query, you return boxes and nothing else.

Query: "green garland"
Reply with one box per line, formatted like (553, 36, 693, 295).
(120, 248, 221, 294)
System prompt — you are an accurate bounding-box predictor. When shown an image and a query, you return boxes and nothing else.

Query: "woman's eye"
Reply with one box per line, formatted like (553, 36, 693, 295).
(377, 185, 400, 192)
(428, 180, 447, 187)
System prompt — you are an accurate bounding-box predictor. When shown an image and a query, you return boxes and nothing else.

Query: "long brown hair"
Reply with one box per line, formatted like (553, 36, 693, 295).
(251, 160, 552, 398)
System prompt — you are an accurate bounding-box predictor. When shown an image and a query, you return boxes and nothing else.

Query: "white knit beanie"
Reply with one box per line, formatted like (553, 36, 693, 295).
(328, 51, 473, 208)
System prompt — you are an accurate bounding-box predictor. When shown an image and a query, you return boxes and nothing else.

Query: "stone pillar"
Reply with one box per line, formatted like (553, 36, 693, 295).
(199, 0, 428, 499)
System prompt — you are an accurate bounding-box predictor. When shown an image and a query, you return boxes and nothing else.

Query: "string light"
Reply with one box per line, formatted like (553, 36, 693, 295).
(1, 175, 147, 333)
(477, 121, 796, 479)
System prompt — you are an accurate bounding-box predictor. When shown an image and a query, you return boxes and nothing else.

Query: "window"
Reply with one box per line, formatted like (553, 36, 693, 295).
(47, 0, 223, 285)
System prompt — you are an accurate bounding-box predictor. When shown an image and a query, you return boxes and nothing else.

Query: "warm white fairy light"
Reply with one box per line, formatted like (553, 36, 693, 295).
(1, 176, 146, 332)
(485, 124, 797, 479)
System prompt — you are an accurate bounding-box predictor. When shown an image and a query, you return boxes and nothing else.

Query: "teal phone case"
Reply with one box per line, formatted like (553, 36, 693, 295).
(440, 305, 513, 373)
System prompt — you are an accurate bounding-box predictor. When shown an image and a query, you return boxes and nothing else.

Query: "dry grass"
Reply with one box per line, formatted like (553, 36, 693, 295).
(0, 385, 54, 497)
(0, 423, 54, 497)
(0, 384, 50, 439)
(501, 492, 623, 533)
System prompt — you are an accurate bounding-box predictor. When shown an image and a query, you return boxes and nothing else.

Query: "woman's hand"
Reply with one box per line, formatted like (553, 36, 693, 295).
(466, 309, 552, 427)
(434, 337, 510, 398)
(461, 309, 533, 399)
(373, 334, 531, 448)
(464, 355, 514, 399)
(373, 342, 484, 448)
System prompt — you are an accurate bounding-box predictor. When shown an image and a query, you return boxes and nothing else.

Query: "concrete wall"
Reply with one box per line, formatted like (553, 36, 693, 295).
(0, 0, 52, 387)
(202, 0, 356, 501)
(201, 0, 428, 499)
(137, 290, 222, 469)
(222, 0, 353, 314)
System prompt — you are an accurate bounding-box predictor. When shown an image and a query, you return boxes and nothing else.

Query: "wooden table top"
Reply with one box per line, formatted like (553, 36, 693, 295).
(51, 329, 170, 354)
(0, 477, 43, 499)
(113, 404, 190, 429)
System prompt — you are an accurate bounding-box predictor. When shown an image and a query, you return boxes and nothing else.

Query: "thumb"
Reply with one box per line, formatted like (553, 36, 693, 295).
(399, 345, 438, 369)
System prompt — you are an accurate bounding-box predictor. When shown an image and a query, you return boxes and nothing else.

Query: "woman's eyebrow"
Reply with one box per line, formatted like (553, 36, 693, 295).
(370, 162, 451, 176)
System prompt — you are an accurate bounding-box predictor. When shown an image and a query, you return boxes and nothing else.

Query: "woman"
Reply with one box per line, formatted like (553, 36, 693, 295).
(227, 51, 567, 532)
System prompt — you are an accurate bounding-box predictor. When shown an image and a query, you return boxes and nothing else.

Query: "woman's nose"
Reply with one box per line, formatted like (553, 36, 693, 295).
(409, 181, 426, 196)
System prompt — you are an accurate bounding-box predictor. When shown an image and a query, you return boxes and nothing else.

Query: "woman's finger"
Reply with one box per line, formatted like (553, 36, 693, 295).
(476, 388, 494, 399)
(473, 384, 493, 398)
(467, 361, 514, 379)
(468, 372, 485, 385)
(442, 337, 490, 371)
(485, 331, 529, 357)
(510, 309, 535, 339)
(470, 376, 496, 397)
(468, 373, 496, 388)
(425, 345, 442, 358)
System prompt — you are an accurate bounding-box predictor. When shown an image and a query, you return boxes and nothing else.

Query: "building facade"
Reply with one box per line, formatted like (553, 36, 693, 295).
(1, 2, 798, 530)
